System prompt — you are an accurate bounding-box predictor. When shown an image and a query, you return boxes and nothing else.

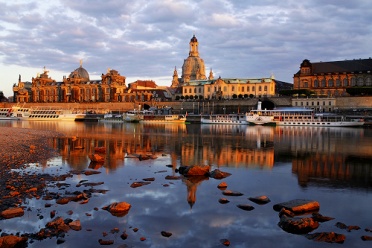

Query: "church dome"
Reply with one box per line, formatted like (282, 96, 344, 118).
(69, 65, 90, 81)
(190, 35, 197, 42)
(182, 56, 206, 82)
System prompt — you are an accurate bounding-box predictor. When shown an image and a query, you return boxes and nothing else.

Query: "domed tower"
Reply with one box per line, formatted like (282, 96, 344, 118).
(181, 35, 207, 84)
(69, 60, 90, 83)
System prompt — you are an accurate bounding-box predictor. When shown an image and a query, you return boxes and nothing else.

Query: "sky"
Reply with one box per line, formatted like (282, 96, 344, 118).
(1, 0, 372, 97)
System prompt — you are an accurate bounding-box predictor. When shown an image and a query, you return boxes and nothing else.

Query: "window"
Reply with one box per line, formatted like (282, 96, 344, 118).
(314, 80, 318, 87)
(336, 79, 341, 87)
(329, 101, 332, 106)
(189, 88, 192, 93)
(321, 79, 326, 87)
(259, 86, 262, 91)
(351, 77, 356, 86)
(328, 79, 334, 87)
(198, 88, 201, 93)
(264, 86, 267, 91)
(304, 82, 308, 88)
(343, 78, 348, 86)
(194, 88, 196, 93)
(252, 86, 255, 91)
(357, 77, 364, 86)
(241, 86, 244, 92)
(366, 77, 372, 86)
(247, 86, 250, 91)
(184, 89, 187, 93)
(232, 86, 235, 91)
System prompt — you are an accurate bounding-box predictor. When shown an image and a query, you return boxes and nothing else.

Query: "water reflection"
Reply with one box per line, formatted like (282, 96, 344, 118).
(1, 121, 372, 247)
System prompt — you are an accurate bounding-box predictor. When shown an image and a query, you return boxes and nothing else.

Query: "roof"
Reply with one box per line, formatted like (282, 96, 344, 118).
(296, 58, 372, 75)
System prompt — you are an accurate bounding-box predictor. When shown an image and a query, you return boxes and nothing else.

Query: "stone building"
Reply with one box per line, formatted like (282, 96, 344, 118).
(293, 58, 372, 96)
(11, 62, 168, 103)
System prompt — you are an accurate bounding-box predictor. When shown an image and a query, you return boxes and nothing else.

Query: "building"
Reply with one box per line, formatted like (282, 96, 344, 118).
(293, 58, 372, 97)
(12, 62, 169, 103)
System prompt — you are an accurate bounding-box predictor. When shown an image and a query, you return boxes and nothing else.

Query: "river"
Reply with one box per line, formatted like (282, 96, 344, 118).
(1, 121, 371, 248)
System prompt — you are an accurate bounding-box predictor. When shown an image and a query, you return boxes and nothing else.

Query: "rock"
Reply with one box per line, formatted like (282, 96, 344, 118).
(278, 215, 319, 234)
(120, 232, 128, 240)
(248, 195, 271, 205)
(98, 239, 114, 245)
(46, 217, 70, 233)
(102, 202, 131, 217)
(222, 190, 243, 196)
(311, 213, 334, 222)
(219, 198, 230, 204)
(279, 208, 295, 218)
(217, 182, 228, 189)
(306, 232, 346, 243)
(161, 231, 172, 237)
(56, 197, 71, 205)
(57, 238, 65, 244)
(69, 220, 82, 231)
(208, 169, 231, 179)
(237, 204, 255, 211)
(140, 237, 146, 241)
(84, 170, 101, 176)
(143, 177, 155, 181)
(220, 238, 230, 246)
(335, 222, 360, 232)
(361, 235, 372, 241)
(1, 207, 24, 219)
(165, 175, 182, 180)
(178, 165, 210, 176)
(0, 235, 28, 247)
(130, 181, 151, 188)
(273, 199, 320, 213)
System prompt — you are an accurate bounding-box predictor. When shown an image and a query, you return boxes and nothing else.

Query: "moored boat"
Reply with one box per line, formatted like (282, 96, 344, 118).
(123, 110, 143, 123)
(13, 107, 86, 121)
(99, 113, 124, 122)
(201, 114, 248, 125)
(0, 107, 19, 120)
(246, 102, 364, 127)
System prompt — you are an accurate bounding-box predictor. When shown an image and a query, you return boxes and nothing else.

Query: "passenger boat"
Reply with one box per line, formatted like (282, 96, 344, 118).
(13, 107, 86, 121)
(0, 107, 19, 120)
(140, 113, 186, 123)
(123, 110, 143, 123)
(201, 114, 249, 125)
(99, 113, 124, 122)
(246, 103, 364, 127)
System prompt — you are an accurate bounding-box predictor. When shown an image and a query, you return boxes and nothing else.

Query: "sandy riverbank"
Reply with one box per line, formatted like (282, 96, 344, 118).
(0, 126, 64, 168)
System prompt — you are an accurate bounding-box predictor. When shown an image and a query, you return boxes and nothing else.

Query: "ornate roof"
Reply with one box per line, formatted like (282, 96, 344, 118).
(69, 65, 90, 81)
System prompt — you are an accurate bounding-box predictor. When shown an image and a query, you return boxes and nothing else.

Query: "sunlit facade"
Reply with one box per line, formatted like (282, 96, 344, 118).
(293, 58, 372, 96)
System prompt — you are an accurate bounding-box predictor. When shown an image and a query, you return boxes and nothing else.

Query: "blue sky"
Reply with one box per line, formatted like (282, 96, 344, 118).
(1, 0, 372, 97)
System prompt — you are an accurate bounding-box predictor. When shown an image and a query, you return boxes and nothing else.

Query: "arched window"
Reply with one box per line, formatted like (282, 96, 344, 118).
(336, 79, 341, 87)
(304, 82, 308, 88)
(343, 78, 348, 86)
(351, 77, 356, 86)
(328, 79, 334, 87)
(357, 77, 364, 86)
(314, 80, 319, 87)
(321, 79, 326, 87)
(259, 86, 262, 91)
(366, 77, 372, 86)
(264, 86, 267, 91)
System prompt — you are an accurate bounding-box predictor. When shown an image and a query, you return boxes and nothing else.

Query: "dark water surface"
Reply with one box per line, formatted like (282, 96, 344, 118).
(1, 121, 372, 248)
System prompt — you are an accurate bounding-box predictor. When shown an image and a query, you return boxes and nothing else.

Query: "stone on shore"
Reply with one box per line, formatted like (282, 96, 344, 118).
(89, 154, 105, 163)
(0, 235, 28, 247)
(237, 204, 255, 211)
(208, 169, 231, 179)
(130, 181, 151, 188)
(217, 182, 228, 189)
(69, 220, 82, 231)
(273, 199, 320, 213)
(222, 190, 243, 196)
(1, 207, 24, 219)
(249, 195, 271, 205)
(306, 232, 346, 243)
(278, 215, 319, 234)
(311, 212, 334, 222)
(178, 165, 210, 176)
(102, 202, 131, 217)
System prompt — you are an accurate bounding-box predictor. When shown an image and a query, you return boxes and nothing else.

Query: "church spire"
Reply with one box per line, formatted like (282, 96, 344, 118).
(189, 35, 199, 57)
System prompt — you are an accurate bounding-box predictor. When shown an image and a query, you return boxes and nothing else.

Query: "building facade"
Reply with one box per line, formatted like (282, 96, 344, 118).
(12, 63, 170, 103)
(293, 58, 372, 97)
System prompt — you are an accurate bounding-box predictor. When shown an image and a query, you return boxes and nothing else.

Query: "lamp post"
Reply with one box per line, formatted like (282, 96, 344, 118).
(223, 107, 226, 115)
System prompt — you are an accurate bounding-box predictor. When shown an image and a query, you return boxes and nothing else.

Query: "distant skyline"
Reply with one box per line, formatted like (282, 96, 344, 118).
(1, 0, 372, 97)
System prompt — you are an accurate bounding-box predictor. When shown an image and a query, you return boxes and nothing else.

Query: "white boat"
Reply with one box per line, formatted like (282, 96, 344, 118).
(99, 113, 124, 122)
(140, 110, 186, 123)
(13, 107, 86, 121)
(201, 114, 248, 125)
(246, 102, 364, 127)
(245, 101, 274, 125)
(0, 107, 19, 120)
(123, 110, 143, 123)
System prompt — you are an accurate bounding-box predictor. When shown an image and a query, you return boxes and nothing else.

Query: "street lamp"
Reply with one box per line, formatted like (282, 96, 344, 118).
(223, 107, 226, 115)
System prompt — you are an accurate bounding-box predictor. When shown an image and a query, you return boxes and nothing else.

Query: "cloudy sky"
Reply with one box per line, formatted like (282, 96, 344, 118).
(1, 0, 372, 97)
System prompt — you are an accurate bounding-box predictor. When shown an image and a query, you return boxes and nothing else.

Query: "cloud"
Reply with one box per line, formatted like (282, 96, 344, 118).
(1, 0, 372, 97)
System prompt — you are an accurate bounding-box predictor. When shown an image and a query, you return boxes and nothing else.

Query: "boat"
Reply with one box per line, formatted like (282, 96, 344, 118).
(139, 107, 186, 123)
(141, 113, 186, 123)
(201, 114, 249, 125)
(99, 113, 124, 122)
(123, 110, 143, 123)
(0, 107, 19, 120)
(246, 102, 364, 127)
(13, 107, 86, 121)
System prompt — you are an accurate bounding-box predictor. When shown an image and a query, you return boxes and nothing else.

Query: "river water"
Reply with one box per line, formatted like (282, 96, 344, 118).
(1, 121, 372, 248)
